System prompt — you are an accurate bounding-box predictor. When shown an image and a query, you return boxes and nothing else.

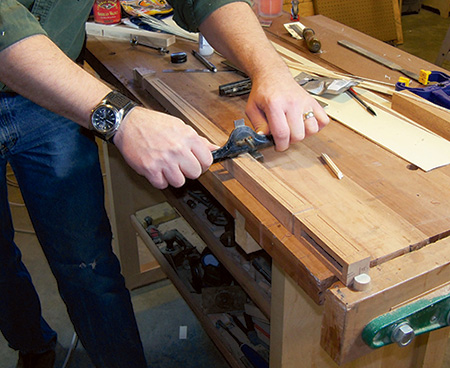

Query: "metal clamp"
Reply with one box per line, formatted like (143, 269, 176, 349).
(362, 292, 450, 349)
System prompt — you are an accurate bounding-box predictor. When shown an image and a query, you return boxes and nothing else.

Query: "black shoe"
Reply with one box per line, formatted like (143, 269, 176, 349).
(16, 349, 55, 368)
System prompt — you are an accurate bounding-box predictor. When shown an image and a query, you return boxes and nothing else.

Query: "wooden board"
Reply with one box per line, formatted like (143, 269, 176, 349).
(391, 90, 450, 141)
(271, 41, 450, 171)
(135, 74, 450, 288)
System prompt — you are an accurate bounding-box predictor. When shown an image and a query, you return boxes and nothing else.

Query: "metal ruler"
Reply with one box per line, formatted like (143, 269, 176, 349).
(338, 39, 420, 82)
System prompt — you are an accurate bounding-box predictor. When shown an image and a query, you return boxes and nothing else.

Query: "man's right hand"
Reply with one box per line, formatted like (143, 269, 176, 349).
(113, 107, 216, 189)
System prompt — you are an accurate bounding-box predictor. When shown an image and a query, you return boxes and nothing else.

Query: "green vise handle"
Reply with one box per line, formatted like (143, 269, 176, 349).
(362, 292, 450, 349)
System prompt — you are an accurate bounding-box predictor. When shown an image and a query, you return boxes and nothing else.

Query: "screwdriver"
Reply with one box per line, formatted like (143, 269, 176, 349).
(216, 320, 269, 368)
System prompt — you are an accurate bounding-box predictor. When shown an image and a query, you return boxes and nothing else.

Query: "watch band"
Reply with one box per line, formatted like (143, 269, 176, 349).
(103, 90, 135, 112)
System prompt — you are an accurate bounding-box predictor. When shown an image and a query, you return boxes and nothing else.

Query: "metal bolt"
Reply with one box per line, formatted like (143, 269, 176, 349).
(391, 322, 415, 347)
(130, 37, 169, 54)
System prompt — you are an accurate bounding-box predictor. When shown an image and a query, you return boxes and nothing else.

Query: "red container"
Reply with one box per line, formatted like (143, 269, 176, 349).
(93, 0, 122, 24)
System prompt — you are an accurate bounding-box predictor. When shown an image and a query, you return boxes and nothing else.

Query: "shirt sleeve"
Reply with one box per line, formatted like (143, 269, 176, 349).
(167, 0, 253, 32)
(0, 0, 48, 53)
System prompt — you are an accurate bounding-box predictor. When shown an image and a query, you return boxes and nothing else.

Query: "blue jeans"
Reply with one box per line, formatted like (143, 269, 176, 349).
(0, 94, 147, 367)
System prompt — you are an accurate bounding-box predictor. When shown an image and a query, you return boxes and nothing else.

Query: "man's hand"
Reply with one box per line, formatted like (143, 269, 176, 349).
(113, 107, 216, 189)
(246, 69, 329, 151)
(198, 2, 329, 151)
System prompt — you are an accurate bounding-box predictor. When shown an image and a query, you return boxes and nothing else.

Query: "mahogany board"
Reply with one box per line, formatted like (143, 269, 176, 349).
(86, 16, 450, 286)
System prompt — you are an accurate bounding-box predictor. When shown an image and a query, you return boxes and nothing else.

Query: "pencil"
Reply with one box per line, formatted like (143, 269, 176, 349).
(347, 87, 377, 116)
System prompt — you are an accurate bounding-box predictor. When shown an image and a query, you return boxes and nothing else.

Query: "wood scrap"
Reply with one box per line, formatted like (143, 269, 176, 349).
(392, 90, 450, 141)
(272, 41, 395, 95)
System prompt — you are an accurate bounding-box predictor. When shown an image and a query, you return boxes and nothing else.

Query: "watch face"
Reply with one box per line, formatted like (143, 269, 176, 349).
(92, 105, 119, 133)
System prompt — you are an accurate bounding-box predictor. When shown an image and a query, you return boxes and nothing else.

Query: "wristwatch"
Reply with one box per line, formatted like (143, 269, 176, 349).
(90, 90, 137, 143)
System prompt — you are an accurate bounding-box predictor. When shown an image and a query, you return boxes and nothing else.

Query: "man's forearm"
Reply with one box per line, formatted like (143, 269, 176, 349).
(199, 2, 290, 80)
(0, 34, 111, 128)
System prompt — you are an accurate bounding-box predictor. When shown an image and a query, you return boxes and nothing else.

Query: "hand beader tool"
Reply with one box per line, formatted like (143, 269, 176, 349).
(192, 49, 217, 72)
(212, 119, 274, 163)
(130, 36, 169, 54)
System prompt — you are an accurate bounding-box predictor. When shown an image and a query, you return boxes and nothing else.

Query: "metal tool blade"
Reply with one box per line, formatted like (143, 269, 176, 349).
(162, 69, 235, 73)
(338, 40, 420, 82)
(163, 68, 211, 73)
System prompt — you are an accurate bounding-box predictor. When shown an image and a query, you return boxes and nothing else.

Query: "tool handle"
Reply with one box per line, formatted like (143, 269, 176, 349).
(241, 344, 269, 368)
(302, 28, 321, 53)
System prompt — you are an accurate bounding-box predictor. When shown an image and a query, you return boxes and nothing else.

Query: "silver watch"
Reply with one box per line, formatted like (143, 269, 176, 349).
(90, 91, 137, 142)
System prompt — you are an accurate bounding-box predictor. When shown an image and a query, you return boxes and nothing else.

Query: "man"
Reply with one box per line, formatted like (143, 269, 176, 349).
(0, 0, 329, 367)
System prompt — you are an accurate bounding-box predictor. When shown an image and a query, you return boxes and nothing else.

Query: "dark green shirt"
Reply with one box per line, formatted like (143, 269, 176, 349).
(0, 0, 251, 90)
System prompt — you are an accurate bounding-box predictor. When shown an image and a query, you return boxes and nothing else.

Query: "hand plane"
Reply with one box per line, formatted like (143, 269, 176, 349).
(212, 119, 274, 163)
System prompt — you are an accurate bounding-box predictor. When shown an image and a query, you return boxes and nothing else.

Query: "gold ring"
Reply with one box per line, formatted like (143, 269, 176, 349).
(303, 111, 315, 120)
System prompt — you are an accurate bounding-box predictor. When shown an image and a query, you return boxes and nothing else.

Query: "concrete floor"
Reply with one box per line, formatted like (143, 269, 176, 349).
(2, 7, 450, 368)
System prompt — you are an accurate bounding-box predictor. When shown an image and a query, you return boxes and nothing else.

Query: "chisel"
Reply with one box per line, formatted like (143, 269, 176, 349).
(338, 39, 420, 82)
(289, 23, 321, 53)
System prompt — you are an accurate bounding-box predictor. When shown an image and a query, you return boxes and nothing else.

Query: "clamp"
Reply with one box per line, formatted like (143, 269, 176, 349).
(212, 119, 274, 163)
(362, 291, 450, 349)
(395, 70, 450, 109)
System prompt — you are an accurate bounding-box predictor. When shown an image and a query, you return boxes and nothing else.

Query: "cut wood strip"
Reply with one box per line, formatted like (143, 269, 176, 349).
(271, 42, 450, 171)
(392, 90, 450, 141)
(297, 212, 371, 286)
(284, 59, 396, 95)
(221, 155, 312, 233)
(314, 92, 450, 171)
(86, 22, 176, 47)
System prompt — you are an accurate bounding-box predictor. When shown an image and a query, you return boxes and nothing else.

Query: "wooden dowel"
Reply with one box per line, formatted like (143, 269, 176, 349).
(321, 153, 344, 180)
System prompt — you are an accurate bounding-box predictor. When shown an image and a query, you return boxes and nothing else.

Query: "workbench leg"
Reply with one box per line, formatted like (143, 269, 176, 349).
(420, 327, 450, 368)
(270, 261, 338, 368)
(103, 142, 166, 290)
(269, 262, 449, 368)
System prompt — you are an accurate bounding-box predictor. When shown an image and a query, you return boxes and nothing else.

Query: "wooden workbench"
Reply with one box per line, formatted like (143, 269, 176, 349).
(85, 13, 450, 368)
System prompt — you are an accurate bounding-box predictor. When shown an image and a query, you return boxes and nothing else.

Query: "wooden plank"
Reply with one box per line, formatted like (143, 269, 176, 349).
(321, 236, 450, 365)
(391, 90, 450, 141)
(234, 211, 263, 254)
(85, 22, 176, 47)
(420, 327, 450, 368)
(135, 75, 444, 289)
(137, 75, 377, 285)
